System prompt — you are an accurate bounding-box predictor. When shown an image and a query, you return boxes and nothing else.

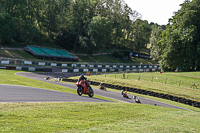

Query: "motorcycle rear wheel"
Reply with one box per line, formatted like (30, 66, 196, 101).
(88, 88, 94, 97)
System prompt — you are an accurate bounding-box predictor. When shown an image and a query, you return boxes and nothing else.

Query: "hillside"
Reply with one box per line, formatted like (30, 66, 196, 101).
(0, 48, 158, 64)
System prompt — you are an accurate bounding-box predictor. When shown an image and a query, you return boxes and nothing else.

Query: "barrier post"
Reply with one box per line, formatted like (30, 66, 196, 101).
(165, 78, 167, 84)
(123, 73, 125, 79)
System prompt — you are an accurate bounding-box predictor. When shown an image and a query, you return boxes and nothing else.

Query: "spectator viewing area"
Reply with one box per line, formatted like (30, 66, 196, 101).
(25, 46, 78, 62)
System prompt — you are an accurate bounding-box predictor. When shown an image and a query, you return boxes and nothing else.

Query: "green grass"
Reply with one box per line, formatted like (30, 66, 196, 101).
(0, 70, 75, 94)
(78, 55, 121, 63)
(1, 102, 200, 133)
(0, 70, 200, 132)
(78, 55, 157, 64)
(69, 72, 200, 102)
(0, 49, 158, 64)
(0, 70, 115, 101)
(0, 50, 36, 59)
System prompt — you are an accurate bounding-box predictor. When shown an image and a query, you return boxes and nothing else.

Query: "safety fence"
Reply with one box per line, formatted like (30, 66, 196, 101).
(98, 73, 200, 90)
(0, 57, 160, 73)
(63, 78, 200, 108)
(136, 75, 199, 89)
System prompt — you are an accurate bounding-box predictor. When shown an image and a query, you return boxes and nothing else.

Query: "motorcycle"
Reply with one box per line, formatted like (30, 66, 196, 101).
(44, 76, 50, 80)
(55, 77, 61, 82)
(121, 90, 129, 98)
(121, 90, 141, 103)
(76, 79, 94, 97)
(133, 96, 141, 103)
(99, 84, 106, 91)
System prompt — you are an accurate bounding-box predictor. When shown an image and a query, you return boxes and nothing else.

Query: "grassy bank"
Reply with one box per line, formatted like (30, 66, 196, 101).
(0, 49, 157, 64)
(0, 70, 114, 101)
(1, 102, 200, 133)
(0, 49, 36, 60)
(69, 72, 200, 102)
(1, 69, 200, 132)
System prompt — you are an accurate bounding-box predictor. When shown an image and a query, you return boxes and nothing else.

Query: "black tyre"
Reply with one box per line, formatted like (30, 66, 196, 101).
(77, 87, 83, 96)
(88, 88, 94, 97)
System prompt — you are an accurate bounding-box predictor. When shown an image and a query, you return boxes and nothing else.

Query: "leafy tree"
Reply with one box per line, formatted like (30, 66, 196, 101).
(71, 0, 96, 53)
(0, 0, 147, 56)
(0, 9, 16, 45)
(159, 0, 200, 71)
(150, 25, 163, 60)
(132, 19, 151, 52)
(87, 16, 112, 53)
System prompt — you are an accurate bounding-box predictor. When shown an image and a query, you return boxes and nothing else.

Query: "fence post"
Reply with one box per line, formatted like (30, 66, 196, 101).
(191, 82, 198, 89)
(123, 73, 125, 79)
(115, 73, 117, 78)
(179, 80, 181, 86)
(165, 78, 167, 84)
(138, 75, 141, 81)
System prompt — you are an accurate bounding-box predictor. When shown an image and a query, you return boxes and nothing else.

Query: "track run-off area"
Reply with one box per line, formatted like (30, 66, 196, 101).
(0, 72, 190, 111)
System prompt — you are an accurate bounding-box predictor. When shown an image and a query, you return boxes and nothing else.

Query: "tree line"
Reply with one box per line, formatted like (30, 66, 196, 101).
(150, 0, 200, 71)
(1, 0, 199, 71)
(0, 0, 152, 54)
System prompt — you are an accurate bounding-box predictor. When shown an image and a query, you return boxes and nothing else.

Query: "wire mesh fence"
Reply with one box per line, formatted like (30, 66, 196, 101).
(101, 72, 200, 89)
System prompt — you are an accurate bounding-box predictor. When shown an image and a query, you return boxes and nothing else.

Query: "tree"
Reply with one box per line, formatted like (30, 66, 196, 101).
(0, 10, 16, 45)
(71, 0, 96, 53)
(132, 19, 151, 52)
(87, 16, 112, 53)
(159, 0, 200, 71)
(150, 25, 163, 60)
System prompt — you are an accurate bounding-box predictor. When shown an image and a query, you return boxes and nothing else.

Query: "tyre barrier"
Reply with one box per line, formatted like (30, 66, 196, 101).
(63, 78, 200, 108)
(6, 66, 16, 70)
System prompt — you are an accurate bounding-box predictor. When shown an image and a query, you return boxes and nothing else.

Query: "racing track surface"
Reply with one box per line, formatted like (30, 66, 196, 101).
(0, 84, 111, 103)
(3, 72, 190, 110)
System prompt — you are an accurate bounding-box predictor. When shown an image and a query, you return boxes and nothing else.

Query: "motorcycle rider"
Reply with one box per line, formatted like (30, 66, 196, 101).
(100, 82, 104, 87)
(78, 74, 91, 89)
(99, 82, 106, 90)
(134, 96, 141, 103)
(121, 89, 128, 98)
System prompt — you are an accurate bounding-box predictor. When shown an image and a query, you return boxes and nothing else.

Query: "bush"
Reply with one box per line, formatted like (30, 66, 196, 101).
(112, 51, 124, 59)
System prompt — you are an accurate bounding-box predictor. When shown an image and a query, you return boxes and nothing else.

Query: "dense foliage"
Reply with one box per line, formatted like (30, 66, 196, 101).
(1, 0, 199, 71)
(150, 0, 200, 71)
(0, 0, 152, 54)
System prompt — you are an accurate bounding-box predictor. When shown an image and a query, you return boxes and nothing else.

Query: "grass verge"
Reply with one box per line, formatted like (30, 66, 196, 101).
(1, 69, 200, 132)
(1, 102, 200, 133)
(73, 72, 200, 102)
(0, 69, 115, 102)
(68, 72, 200, 111)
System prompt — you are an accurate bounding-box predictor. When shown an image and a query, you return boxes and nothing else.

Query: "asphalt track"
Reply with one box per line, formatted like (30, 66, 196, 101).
(0, 84, 111, 103)
(1, 72, 190, 110)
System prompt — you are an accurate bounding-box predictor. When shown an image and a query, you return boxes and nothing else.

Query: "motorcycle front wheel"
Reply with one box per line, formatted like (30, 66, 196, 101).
(77, 87, 83, 96)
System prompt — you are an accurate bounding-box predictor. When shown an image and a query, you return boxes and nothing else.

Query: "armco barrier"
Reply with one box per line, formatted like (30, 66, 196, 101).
(0, 57, 161, 72)
(63, 78, 200, 108)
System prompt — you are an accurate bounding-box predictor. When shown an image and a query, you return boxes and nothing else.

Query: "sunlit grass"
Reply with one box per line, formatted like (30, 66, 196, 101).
(0, 70, 200, 132)
(0, 70, 115, 101)
(1, 102, 200, 133)
(70, 72, 200, 102)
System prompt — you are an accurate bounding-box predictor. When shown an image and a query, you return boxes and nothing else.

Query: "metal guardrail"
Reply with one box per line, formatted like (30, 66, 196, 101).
(0, 57, 160, 73)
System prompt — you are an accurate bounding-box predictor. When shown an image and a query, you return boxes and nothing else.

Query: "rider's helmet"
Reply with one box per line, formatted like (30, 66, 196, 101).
(80, 74, 85, 80)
